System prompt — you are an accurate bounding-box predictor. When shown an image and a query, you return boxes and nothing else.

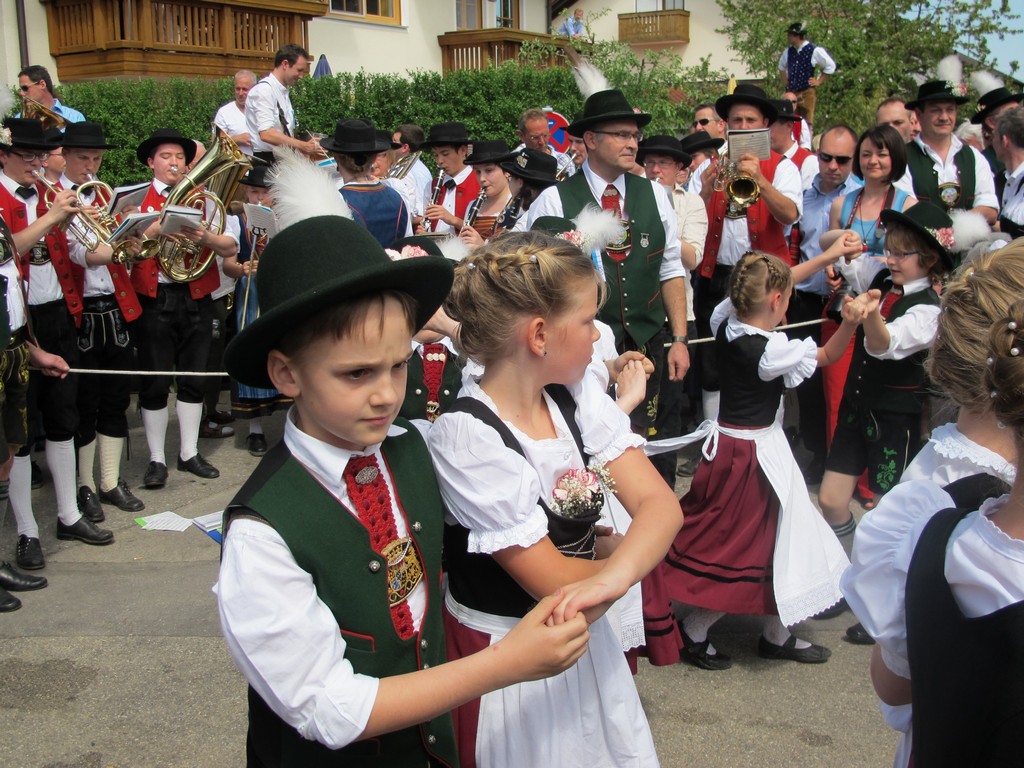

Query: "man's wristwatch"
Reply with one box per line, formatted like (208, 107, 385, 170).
(671, 335, 689, 346)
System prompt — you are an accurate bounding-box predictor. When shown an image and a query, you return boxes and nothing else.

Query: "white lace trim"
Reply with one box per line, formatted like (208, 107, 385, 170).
(592, 431, 645, 466)
(928, 423, 1016, 483)
(467, 507, 549, 555)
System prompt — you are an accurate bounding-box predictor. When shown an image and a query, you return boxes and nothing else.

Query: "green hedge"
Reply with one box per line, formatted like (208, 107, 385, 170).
(5, 59, 722, 188)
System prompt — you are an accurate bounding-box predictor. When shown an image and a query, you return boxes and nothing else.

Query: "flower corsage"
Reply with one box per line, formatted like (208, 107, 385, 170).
(549, 464, 616, 519)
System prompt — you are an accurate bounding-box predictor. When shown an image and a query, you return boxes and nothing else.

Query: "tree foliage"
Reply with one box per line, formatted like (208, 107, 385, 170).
(716, 0, 1019, 131)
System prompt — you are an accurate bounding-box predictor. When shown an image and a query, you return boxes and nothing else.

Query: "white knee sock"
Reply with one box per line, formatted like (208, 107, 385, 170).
(682, 609, 726, 654)
(77, 439, 96, 490)
(762, 615, 810, 649)
(9, 456, 37, 538)
(248, 418, 263, 436)
(96, 433, 124, 494)
(177, 400, 203, 462)
(141, 407, 169, 464)
(47, 439, 82, 526)
(701, 389, 720, 422)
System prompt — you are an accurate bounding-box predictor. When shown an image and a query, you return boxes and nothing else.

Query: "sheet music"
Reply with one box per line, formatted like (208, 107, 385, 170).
(726, 129, 771, 161)
(243, 203, 278, 241)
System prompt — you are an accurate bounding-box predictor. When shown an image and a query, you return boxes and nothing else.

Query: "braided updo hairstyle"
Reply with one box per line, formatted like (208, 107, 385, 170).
(985, 299, 1024, 439)
(728, 251, 793, 319)
(929, 245, 1024, 415)
(445, 231, 605, 366)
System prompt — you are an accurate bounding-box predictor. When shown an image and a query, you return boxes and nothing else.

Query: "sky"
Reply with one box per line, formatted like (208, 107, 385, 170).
(985, 0, 1023, 77)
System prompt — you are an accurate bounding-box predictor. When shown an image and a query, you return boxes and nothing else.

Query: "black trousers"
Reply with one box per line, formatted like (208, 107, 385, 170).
(136, 285, 213, 409)
(75, 295, 135, 444)
(694, 265, 733, 392)
(786, 289, 829, 463)
(27, 299, 79, 443)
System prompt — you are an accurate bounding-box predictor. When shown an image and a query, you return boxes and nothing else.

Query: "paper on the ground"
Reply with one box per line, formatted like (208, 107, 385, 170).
(136, 511, 193, 531)
(191, 511, 224, 533)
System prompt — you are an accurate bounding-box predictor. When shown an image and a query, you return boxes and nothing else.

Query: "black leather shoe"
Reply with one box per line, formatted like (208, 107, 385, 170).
(16, 535, 44, 570)
(247, 434, 268, 457)
(30, 459, 43, 489)
(679, 624, 732, 670)
(143, 461, 168, 489)
(758, 635, 831, 664)
(845, 622, 876, 646)
(0, 587, 21, 612)
(99, 479, 145, 512)
(810, 598, 849, 621)
(207, 409, 235, 426)
(77, 485, 105, 523)
(0, 562, 47, 591)
(56, 517, 115, 546)
(177, 453, 220, 479)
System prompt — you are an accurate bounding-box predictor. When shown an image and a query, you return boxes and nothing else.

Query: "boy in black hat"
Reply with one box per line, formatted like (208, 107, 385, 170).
(778, 21, 835, 129)
(131, 128, 241, 490)
(0, 117, 115, 565)
(419, 121, 481, 235)
(895, 58, 999, 225)
(56, 122, 147, 518)
(216, 171, 588, 766)
(528, 88, 691, 441)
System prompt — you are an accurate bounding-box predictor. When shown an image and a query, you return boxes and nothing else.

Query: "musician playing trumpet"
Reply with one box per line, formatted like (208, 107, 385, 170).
(132, 129, 240, 490)
(0, 117, 115, 558)
(418, 121, 480, 235)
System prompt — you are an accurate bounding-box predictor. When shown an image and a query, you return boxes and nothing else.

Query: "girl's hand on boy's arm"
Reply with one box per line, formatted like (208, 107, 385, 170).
(550, 569, 633, 625)
(614, 360, 648, 415)
(499, 592, 590, 682)
(594, 525, 624, 560)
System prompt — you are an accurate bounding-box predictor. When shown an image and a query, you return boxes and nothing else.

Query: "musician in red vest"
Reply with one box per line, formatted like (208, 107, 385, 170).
(58, 122, 147, 520)
(0, 118, 115, 568)
(132, 128, 239, 490)
(769, 99, 818, 191)
(418, 121, 480, 236)
(695, 84, 802, 420)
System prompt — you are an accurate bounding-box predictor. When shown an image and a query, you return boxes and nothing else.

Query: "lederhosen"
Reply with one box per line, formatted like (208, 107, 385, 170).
(906, 501, 1024, 767)
(557, 173, 668, 433)
(0, 219, 29, 461)
(223, 424, 458, 768)
(824, 270, 939, 494)
(74, 184, 142, 445)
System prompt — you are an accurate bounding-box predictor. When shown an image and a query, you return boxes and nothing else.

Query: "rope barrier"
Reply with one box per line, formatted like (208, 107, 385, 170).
(37, 318, 830, 376)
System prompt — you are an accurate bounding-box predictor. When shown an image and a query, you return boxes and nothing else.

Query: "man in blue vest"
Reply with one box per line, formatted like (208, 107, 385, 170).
(526, 88, 690, 441)
(895, 77, 999, 228)
(778, 22, 835, 131)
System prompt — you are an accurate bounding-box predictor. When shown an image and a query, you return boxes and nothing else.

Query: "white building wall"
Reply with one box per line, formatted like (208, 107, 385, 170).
(2, 1, 60, 89)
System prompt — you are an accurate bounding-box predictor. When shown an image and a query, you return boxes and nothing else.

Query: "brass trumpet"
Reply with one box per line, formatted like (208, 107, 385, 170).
(20, 95, 65, 131)
(712, 158, 760, 209)
(33, 171, 135, 260)
(554, 150, 577, 182)
(387, 150, 421, 180)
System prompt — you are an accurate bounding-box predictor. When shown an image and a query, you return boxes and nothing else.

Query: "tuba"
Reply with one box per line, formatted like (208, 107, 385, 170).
(135, 129, 252, 282)
(20, 95, 66, 131)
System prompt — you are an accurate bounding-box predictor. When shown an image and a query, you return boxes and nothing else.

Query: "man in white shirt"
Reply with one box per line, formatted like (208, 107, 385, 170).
(244, 44, 320, 164)
(213, 70, 257, 156)
(778, 21, 836, 130)
(514, 108, 575, 179)
(896, 79, 999, 226)
(993, 106, 1024, 238)
(391, 124, 432, 227)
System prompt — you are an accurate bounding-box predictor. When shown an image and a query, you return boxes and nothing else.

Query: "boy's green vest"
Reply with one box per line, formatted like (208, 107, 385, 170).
(556, 173, 666, 348)
(399, 350, 464, 423)
(224, 421, 458, 768)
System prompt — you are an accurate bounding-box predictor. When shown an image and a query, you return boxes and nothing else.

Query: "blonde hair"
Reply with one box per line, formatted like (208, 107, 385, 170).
(932, 245, 1024, 414)
(985, 298, 1024, 440)
(728, 251, 793, 319)
(446, 231, 604, 366)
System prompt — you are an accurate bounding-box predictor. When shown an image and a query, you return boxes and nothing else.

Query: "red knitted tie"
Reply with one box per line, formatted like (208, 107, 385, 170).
(342, 454, 416, 640)
(879, 284, 903, 319)
(601, 183, 621, 216)
(421, 343, 447, 422)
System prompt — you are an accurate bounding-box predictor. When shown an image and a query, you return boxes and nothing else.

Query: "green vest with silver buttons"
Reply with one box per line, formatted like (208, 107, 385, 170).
(224, 421, 457, 767)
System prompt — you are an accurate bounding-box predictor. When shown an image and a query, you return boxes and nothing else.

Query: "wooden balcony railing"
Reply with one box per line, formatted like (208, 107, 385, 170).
(618, 10, 690, 46)
(437, 29, 575, 74)
(41, 0, 328, 81)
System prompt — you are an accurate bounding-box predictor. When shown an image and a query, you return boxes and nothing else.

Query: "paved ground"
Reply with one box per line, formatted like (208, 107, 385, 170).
(0, 398, 896, 767)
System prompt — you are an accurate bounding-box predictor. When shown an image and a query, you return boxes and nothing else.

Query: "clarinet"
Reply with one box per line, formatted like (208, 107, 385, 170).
(460, 189, 487, 234)
(493, 194, 524, 233)
(426, 168, 445, 232)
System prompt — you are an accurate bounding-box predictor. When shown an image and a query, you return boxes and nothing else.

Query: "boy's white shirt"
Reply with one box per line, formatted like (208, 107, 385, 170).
(214, 409, 427, 749)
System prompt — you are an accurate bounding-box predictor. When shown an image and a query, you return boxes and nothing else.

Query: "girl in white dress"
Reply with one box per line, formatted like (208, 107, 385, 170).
(842, 244, 1023, 768)
(427, 230, 682, 768)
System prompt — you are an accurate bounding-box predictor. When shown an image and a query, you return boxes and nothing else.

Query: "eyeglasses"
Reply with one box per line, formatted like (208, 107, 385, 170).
(785, 99, 798, 105)
(10, 150, 49, 163)
(692, 118, 711, 128)
(592, 130, 643, 142)
(20, 85, 31, 92)
(818, 151, 853, 165)
(883, 249, 919, 261)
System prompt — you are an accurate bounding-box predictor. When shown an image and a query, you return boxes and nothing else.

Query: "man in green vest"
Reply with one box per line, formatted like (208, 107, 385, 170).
(896, 76, 998, 225)
(969, 72, 1023, 201)
(526, 88, 690, 441)
(217, 199, 589, 767)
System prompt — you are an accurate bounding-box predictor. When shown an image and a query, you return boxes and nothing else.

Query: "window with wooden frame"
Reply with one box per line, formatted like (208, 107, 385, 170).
(330, 0, 401, 25)
(495, 0, 519, 28)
